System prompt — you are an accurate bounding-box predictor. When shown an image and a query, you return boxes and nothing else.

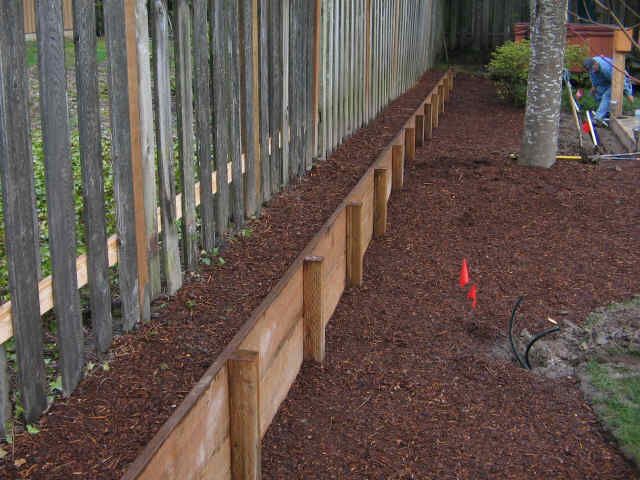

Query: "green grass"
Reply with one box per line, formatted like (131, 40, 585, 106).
(25, 38, 108, 69)
(586, 360, 640, 463)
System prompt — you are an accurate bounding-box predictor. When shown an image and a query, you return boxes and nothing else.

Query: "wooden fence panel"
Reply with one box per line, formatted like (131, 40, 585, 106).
(72, 0, 112, 354)
(36, 0, 84, 394)
(0, 0, 48, 422)
(259, 0, 272, 201)
(175, 0, 198, 271)
(268, 0, 283, 194)
(152, 0, 182, 294)
(229, 0, 245, 228)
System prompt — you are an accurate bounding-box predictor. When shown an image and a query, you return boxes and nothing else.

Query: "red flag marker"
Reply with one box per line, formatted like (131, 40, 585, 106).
(459, 259, 470, 287)
(582, 121, 590, 134)
(467, 284, 478, 309)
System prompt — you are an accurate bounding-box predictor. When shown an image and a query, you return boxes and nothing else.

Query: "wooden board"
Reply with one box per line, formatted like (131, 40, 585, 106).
(136, 368, 230, 480)
(240, 268, 303, 376)
(259, 318, 303, 436)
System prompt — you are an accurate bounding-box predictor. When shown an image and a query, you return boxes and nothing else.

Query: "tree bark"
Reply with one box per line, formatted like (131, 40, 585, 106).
(519, 0, 568, 168)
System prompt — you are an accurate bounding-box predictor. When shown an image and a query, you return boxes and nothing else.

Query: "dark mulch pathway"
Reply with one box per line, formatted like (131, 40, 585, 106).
(0, 72, 444, 479)
(261, 75, 640, 479)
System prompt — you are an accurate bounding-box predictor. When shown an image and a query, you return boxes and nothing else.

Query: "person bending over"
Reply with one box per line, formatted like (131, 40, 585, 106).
(583, 56, 633, 125)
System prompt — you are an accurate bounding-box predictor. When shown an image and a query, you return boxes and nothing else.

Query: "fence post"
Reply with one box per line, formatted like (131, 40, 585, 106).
(424, 100, 433, 140)
(415, 113, 424, 147)
(124, 0, 151, 320)
(405, 126, 416, 162)
(391, 144, 404, 191)
(374, 169, 388, 238)
(303, 256, 325, 363)
(432, 92, 439, 129)
(228, 350, 261, 480)
(438, 83, 445, 114)
(346, 201, 364, 287)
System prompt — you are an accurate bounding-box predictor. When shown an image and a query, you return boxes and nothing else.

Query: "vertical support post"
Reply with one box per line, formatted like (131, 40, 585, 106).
(424, 100, 433, 140)
(303, 256, 325, 363)
(228, 350, 261, 480)
(0, 346, 10, 435)
(124, 0, 151, 320)
(611, 30, 631, 118)
(373, 169, 388, 238)
(312, 0, 322, 158)
(432, 93, 440, 129)
(346, 201, 363, 288)
(438, 83, 445, 114)
(405, 126, 415, 162)
(415, 113, 424, 147)
(391, 144, 404, 191)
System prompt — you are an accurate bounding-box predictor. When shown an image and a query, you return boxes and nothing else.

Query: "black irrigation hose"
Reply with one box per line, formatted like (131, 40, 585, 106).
(524, 326, 561, 370)
(508, 296, 528, 369)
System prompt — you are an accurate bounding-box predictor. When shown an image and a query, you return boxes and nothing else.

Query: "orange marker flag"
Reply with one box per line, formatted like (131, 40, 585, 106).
(467, 284, 478, 309)
(459, 259, 470, 287)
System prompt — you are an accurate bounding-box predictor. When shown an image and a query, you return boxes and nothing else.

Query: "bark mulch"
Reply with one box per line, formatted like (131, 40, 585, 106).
(0, 73, 444, 480)
(261, 75, 640, 479)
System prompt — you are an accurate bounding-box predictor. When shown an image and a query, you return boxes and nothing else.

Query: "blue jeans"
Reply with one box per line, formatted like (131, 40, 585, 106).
(593, 85, 611, 121)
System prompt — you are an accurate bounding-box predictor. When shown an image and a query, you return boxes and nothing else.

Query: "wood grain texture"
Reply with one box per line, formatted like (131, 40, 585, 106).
(259, 0, 272, 202)
(105, 0, 142, 330)
(124, 0, 151, 322)
(228, 350, 261, 480)
(72, 0, 112, 352)
(268, 0, 283, 194)
(193, 0, 216, 251)
(175, 0, 198, 270)
(404, 126, 415, 162)
(392, 143, 404, 191)
(424, 99, 433, 139)
(415, 113, 424, 147)
(152, 0, 182, 294)
(303, 256, 325, 363)
(346, 201, 364, 287)
(36, 0, 84, 393)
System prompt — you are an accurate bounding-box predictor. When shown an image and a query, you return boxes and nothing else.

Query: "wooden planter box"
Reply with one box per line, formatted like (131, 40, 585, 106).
(122, 70, 455, 480)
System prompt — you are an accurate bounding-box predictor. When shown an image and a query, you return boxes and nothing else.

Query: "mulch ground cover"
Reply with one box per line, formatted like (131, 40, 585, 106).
(261, 74, 640, 479)
(0, 72, 444, 479)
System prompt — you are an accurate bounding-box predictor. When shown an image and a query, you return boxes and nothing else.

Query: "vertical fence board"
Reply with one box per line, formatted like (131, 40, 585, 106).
(229, 0, 246, 228)
(240, 0, 261, 217)
(36, 0, 84, 393)
(175, 0, 198, 270)
(73, 0, 112, 353)
(135, 0, 161, 301)
(0, 0, 48, 421)
(193, 0, 216, 251)
(152, 0, 182, 294)
(268, 0, 283, 194)
(212, 0, 231, 237)
(259, 0, 272, 201)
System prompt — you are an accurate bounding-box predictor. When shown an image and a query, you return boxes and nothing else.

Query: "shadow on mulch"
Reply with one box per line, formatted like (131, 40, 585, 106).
(261, 75, 640, 479)
(0, 73, 444, 479)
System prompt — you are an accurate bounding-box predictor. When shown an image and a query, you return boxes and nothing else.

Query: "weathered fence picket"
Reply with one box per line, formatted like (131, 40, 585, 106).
(0, 0, 447, 434)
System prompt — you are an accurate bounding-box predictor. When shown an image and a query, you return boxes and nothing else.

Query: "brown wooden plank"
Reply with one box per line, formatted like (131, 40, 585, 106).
(258, 0, 272, 202)
(0, 0, 47, 420)
(303, 256, 325, 363)
(346, 201, 363, 287)
(228, 350, 260, 480)
(35, 0, 84, 393)
(373, 168, 388, 238)
(124, 0, 151, 321)
(392, 144, 404, 191)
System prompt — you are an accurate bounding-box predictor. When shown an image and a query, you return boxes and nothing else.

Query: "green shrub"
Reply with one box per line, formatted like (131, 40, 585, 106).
(487, 40, 589, 106)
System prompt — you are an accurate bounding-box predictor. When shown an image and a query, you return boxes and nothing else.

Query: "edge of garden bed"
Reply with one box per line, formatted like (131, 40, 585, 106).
(121, 69, 455, 480)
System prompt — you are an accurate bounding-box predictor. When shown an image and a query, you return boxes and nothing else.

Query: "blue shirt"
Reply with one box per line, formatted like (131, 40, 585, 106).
(590, 56, 633, 96)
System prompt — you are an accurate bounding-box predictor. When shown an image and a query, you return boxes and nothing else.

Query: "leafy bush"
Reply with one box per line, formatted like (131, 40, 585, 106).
(487, 40, 589, 106)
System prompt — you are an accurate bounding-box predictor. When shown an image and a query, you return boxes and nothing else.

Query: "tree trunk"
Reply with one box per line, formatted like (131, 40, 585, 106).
(519, 0, 568, 168)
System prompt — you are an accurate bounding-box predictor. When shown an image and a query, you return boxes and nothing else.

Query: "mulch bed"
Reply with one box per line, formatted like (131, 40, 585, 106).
(261, 75, 640, 479)
(0, 72, 444, 479)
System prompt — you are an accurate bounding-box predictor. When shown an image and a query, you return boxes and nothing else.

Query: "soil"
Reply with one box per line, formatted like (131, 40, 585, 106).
(0, 72, 444, 479)
(261, 76, 640, 479)
(557, 111, 626, 157)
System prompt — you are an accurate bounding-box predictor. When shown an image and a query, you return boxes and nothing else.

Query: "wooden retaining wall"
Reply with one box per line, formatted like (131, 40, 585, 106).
(122, 69, 455, 480)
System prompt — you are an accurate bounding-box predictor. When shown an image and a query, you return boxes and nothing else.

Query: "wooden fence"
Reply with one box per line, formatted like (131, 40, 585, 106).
(23, 0, 74, 34)
(446, 0, 640, 53)
(0, 0, 447, 432)
(122, 69, 455, 480)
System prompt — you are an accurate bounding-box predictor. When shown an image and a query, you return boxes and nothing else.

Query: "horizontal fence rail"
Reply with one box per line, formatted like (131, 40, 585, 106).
(123, 70, 455, 480)
(0, 0, 447, 433)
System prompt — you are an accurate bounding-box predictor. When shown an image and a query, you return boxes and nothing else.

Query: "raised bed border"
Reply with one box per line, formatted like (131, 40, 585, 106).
(122, 69, 455, 480)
